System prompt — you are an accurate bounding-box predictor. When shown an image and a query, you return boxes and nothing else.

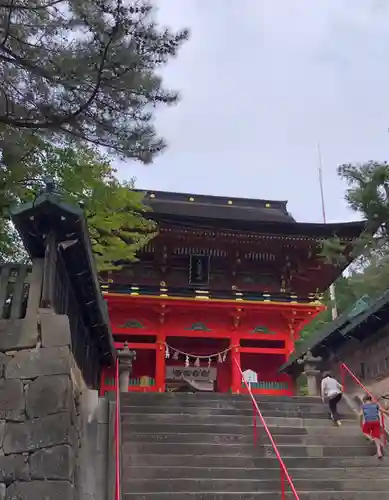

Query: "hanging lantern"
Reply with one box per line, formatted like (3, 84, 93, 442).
(173, 350, 179, 361)
(185, 355, 190, 367)
(194, 357, 200, 367)
(165, 345, 170, 359)
(218, 354, 223, 363)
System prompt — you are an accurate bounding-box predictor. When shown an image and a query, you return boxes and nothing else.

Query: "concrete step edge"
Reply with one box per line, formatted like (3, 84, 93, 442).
(122, 455, 386, 467)
(122, 441, 372, 448)
(121, 423, 359, 431)
(120, 406, 351, 413)
(124, 478, 389, 483)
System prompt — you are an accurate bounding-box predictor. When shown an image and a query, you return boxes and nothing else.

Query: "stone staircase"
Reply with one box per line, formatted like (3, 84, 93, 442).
(120, 392, 389, 499)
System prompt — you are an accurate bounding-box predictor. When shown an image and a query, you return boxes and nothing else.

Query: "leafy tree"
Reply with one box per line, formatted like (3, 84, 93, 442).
(299, 161, 389, 345)
(338, 161, 389, 259)
(0, 1, 188, 266)
(0, 0, 188, 161)
(1, 141, 155, 269)
(298, 275, 358, 345)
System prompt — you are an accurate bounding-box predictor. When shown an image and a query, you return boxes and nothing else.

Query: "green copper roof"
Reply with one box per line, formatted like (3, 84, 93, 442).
(280, 291, 389, 375)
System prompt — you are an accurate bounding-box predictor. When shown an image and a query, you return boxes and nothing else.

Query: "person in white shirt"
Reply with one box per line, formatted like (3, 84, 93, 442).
(321, 371, 343, 427)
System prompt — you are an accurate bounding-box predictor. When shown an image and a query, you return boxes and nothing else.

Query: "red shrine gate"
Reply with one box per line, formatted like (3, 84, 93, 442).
(99, 190, 365, 396)
(100, 294, 324, 396)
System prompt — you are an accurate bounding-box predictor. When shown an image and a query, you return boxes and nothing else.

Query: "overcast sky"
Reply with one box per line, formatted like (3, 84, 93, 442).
(116, 0, 389, 223)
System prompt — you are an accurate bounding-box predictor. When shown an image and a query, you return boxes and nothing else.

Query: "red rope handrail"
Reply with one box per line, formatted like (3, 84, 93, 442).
(340, 362, 386, 444)
(234, 359, 300, 500)
(115, 357, 121, 500)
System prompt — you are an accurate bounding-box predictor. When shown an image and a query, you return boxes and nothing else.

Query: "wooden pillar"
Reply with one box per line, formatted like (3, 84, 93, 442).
(231, 345, 241, 394)
(156, 336, 166, 392)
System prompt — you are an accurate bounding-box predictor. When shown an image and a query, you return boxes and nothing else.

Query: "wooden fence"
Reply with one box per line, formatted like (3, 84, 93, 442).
(0, 263, 43, 320)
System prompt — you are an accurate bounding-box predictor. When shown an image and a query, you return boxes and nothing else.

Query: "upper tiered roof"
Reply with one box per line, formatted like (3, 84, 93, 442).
(140, 189, 365, 240)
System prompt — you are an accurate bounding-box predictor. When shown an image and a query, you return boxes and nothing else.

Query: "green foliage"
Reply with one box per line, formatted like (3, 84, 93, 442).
(0, 1, 186, 266)
(319, 236, 348, 266)
(338, 161, 388, 259)
(300, 160, 389, 345)
(298, 275, 358, 345)
(338, 162, 389, 226)
(0, 141, 155, 269)
(0, 0, 188, 161)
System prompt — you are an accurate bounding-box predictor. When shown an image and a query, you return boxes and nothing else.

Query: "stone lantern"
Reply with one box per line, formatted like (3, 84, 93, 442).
(297, 350, 323, 396)
(117, 342, 136, 393)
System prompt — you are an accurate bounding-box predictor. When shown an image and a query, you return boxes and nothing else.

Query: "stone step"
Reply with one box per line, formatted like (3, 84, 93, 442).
(122, 413, 358, 427)
(123, 431, 370, 446)
(122, 422, 362, 437)
(120, 405, 349, 419)
(122, 441, 373, 457)
(120, 393, 322, 405)
(126, 466, 389, 480)
(122, 493, 389, 500)
(121, 398, 349, 413)
(122, 478, 389, 494)
(123, 454, 384, 469)
(122, 422, 308, 436)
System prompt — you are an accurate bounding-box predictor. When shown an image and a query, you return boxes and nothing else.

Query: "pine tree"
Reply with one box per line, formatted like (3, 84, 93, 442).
(0, 0, 188, 161)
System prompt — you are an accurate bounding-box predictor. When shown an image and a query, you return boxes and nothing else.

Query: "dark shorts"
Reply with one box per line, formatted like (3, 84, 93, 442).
(362, 421, 381, 440)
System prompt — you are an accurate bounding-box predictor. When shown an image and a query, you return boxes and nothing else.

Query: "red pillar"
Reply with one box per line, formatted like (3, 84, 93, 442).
(231, 345, 241, 394)
(155, 336, 166, 392)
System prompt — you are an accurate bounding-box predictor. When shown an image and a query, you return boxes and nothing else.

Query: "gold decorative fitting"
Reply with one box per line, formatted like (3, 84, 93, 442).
(228, 200, 233, 205)
(189, 196, 195, 201)
(265, 203, 271, 208)
(150, 193, 155, 198)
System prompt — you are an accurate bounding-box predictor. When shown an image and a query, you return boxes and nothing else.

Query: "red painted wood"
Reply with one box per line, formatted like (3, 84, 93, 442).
(114, 342, 157, 350)
(102, 291, 320, 396)
(239, 347, 287, 354)
(155, 336, 166, 392)
(105, 293, 324, 314)
(231, 346, 241, 394)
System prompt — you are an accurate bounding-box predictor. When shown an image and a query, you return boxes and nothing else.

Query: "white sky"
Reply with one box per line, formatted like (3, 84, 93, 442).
(115, 0, 389, 224)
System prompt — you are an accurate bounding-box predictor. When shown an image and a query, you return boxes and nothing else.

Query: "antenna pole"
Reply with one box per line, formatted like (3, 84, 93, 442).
(317, 143, 338, 320)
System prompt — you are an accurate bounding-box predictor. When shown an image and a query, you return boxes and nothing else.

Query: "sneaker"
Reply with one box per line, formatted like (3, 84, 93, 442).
(336, 420, 342, 427)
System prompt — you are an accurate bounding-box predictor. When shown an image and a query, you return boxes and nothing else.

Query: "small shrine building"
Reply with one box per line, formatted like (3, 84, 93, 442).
(100, 190, 365, 396)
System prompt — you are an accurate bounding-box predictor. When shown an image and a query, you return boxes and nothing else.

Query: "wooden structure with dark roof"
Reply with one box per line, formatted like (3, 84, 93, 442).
(100, 189, 366, 396)
(11, 188, 116, 388)
(281, 289, 389, 387)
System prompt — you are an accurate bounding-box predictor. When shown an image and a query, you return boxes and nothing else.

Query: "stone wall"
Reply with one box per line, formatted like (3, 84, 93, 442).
(0, 308, 109, 500)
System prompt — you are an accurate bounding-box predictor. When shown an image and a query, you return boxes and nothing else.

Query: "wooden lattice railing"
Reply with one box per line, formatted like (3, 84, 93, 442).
(0, 263, 42, 320)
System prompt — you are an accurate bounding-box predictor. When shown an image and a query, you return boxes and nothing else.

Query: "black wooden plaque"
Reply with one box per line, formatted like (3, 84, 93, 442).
(189, 254, 210, 286)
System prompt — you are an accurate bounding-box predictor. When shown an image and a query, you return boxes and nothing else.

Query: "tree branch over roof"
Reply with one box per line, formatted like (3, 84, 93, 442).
(0, 0, 188, 161)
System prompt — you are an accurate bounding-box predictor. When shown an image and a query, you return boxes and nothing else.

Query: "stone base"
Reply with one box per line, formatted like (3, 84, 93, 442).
(0, 309, 108, 500)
